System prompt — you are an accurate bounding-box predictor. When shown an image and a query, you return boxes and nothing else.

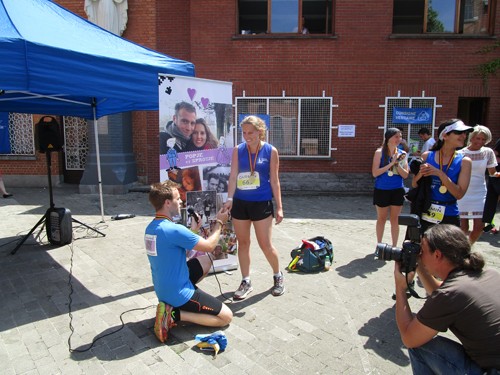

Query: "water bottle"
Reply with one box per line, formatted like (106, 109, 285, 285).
(324, 256, 331, 271)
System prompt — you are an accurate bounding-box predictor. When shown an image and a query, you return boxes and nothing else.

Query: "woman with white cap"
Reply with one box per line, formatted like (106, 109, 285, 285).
(372, 128, 409, 247)
(412, 118, 473, 233)
(458, 125, 498, 244)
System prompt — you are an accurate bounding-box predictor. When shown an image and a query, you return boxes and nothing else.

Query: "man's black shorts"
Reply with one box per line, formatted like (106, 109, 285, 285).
(176, 258, 222, 316)
(373, 187, 405, 207)
(231, 197, 274, 221)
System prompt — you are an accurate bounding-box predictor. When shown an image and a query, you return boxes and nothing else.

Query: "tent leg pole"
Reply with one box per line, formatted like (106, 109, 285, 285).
(93, 107, 105, 223)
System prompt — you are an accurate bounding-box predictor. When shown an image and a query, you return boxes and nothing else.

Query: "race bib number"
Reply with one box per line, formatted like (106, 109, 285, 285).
(237, 171, 260, 190)
(422, 203, 445, 224)
(144, 234, 157, 256)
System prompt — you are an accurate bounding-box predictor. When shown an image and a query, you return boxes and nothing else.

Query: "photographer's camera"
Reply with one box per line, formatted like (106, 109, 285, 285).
(375, 214, 421, 274)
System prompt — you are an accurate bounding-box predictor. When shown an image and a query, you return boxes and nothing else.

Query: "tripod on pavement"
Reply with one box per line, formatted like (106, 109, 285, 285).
(11, 149, 105, 255)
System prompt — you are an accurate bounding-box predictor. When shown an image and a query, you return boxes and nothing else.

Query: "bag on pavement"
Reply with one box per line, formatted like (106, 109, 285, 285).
(287, 236, 333, 272)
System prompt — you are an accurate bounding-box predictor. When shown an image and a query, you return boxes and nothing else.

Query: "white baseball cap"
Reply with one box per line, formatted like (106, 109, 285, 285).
(439, 120, 473, 140)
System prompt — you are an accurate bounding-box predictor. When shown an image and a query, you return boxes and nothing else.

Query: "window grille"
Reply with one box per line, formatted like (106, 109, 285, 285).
(5, 113, 35, 155)
(384, 96, 437, 152)
(235, 96, 332, 157)
(63, 116, 89, 170)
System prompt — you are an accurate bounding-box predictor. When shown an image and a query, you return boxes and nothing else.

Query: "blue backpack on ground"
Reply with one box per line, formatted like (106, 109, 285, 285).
(287, 236, 333, 272)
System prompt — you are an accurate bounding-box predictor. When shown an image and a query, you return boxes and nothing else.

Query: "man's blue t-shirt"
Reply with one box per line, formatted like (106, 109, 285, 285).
(144, 219, 199, 307)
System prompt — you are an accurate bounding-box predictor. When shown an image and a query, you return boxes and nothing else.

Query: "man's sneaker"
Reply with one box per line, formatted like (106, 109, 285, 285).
(154, 302, 176, 342)
(391, 281, 414, 300)
(234, 280, 253, 300)
(272, 273, 285, 296)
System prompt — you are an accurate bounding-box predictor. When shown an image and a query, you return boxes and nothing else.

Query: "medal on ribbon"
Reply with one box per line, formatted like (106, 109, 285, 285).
(387, 148, 398, 177)
(438, 149, 456, 195)
(247, 141, 261, 184)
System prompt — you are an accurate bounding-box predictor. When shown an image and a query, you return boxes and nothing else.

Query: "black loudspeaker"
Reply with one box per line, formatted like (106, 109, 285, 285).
(46, 207, 72, 245)
(35, 116, 63, 153)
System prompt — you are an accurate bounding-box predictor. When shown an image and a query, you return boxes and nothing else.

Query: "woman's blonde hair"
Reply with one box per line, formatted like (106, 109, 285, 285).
(240, 115, 266, 141)
(467, 125, 492, 146)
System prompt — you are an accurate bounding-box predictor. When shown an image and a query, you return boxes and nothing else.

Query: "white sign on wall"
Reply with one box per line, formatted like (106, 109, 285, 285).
(338, 125, 355, 137)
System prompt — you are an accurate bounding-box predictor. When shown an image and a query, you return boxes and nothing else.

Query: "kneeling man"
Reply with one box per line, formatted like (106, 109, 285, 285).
(145, 180, 232, 342)
(394, 224, 500, 374)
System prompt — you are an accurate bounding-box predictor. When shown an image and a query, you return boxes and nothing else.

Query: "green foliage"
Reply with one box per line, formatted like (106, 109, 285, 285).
(471, 42, 500, 86)
(427, 1, 444, 33)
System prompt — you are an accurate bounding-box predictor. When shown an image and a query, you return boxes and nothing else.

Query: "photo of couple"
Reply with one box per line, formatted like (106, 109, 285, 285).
(159, 101, 221, 154)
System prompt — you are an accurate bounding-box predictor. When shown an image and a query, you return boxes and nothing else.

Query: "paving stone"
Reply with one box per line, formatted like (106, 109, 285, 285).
(1, 189, 498, 375)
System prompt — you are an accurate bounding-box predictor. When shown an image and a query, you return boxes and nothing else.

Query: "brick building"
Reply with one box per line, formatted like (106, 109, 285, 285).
(1, 0, 499, 192)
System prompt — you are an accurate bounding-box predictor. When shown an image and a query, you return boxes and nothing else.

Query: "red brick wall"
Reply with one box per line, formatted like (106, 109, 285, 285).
(182, 0, 499, 175)
(3, 0, 499, 183)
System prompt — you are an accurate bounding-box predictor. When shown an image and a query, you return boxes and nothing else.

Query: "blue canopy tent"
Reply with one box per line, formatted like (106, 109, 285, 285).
(0, 0, 195, 220)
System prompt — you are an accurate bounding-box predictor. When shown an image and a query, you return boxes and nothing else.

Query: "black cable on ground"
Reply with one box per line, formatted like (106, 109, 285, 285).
(66, 232, 155, 353)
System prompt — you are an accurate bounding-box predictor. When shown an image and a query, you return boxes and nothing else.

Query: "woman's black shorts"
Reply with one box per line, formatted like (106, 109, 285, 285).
(231, 197, 274, 221)
(373, 187, 405, 207)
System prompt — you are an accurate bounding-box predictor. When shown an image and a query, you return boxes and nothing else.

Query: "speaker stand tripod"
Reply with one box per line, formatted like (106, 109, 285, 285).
(11, 152, 105, 255)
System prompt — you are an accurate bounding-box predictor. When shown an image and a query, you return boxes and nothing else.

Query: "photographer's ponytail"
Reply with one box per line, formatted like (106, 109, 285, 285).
(462, 252, 485, 272)
(424, 225, 485, 272)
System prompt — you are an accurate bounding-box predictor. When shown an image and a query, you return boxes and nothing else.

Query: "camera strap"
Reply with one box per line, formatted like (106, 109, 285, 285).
(406, 274, 427, 299)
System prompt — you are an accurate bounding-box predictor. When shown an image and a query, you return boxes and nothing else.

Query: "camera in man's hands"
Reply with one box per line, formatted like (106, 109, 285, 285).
(375, 214, 421, 274)
(187, 207, 200, 224)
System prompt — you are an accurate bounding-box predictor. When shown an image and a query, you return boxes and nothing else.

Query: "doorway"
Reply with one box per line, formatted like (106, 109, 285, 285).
(457, 97, 489, 126)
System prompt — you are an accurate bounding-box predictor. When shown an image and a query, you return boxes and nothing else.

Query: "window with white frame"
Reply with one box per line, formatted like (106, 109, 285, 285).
(0, 113, 35, 155)
(385, 96, 436, 152)
(392, 0, 493, 35)
(235, 96, 332, 157)
(237, 0, 334, 35)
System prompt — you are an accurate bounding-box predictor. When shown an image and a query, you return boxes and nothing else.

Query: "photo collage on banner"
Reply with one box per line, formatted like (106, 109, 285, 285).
(158, 74, 237, 273)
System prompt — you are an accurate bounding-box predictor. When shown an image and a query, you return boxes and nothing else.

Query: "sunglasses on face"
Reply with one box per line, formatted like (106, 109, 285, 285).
(450, 130, 466, 135)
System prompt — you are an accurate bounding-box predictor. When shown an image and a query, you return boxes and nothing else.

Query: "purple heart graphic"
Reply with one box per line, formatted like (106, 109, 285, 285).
(201, 97, 209, 109)
(187, 88, 196, 101)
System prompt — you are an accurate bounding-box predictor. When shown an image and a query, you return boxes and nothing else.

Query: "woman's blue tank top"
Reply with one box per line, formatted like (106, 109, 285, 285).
(426, 151, 464, 216)
(233, 142, 273, 201)
(374, 149, 404, 190)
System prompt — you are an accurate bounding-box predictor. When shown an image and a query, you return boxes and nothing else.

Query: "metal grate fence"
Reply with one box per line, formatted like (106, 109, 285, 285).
(235, 96, 332, 157)
(64, 116, 89, 170)
(385, 96, 436, 152)
(6, 113, 35, 155)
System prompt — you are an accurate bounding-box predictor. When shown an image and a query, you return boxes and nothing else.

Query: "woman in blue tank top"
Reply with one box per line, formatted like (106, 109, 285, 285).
(412, 119, 473, 233)
(372, 128, 409, 247)
(223, 116, 284, 300)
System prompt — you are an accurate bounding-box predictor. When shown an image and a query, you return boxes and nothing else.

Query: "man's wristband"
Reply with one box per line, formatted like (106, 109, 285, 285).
(215, 219, 224, 227)
(227, 198, 233, 202)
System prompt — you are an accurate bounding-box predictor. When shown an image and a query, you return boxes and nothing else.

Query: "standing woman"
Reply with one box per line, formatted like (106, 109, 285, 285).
(412, 119, 472, 234)
(458, 125, 498, 244)
(223, 116, 284, 299)
(372, 128, 409, 246)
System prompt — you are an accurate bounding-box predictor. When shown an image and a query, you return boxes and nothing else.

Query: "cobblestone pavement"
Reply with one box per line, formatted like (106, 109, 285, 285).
(1, 186, 499, 374)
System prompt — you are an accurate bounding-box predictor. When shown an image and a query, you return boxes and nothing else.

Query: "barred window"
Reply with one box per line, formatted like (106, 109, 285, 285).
(235, 96, 332, 157)
(385, 96, 436, 152)
(1, 113, 35, 155)
(63, 116, 89, 170)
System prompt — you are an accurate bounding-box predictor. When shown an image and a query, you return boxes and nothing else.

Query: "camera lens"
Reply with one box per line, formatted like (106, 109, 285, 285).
(375, 243, 403, 262)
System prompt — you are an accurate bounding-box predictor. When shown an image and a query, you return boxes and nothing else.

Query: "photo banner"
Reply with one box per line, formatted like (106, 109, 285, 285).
(392, 107, 432, 124)
(158, 74, 237, 273)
